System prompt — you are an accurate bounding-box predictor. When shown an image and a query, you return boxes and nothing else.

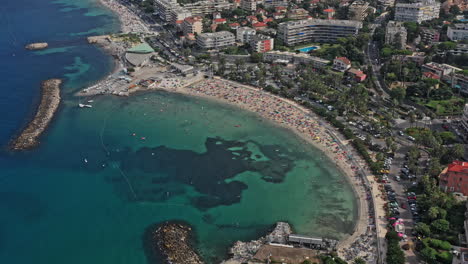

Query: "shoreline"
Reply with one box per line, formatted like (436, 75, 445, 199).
(96, 0, 150, 34)
(148, 78, 376, 260)
(10, 79, 62, 151)
(86, 0, 377, 261)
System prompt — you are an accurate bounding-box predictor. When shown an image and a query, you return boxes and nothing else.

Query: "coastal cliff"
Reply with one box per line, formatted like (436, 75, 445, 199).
(25, 43, 48, 50)
(11, 79, 62, 150)
(143, 221, 204, 264)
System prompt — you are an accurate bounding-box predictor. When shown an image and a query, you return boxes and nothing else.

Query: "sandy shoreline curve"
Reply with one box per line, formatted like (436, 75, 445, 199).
(149, 78, 373, 255)
(10, 79, 62, 150)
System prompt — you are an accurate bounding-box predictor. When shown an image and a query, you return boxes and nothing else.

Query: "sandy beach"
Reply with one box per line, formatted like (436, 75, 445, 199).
(97, 0, 150, 33)
(153, 78, 378, 261)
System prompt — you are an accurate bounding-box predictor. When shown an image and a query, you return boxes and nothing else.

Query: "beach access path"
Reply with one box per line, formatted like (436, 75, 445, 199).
(153, 77, 382, 262)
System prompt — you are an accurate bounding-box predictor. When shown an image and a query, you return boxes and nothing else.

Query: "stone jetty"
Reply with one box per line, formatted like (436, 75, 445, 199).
(11, 79, 62, 150)
(25, 42, 48, 50)
(222, 222, 292, 263)
(143, 221, 204, 264)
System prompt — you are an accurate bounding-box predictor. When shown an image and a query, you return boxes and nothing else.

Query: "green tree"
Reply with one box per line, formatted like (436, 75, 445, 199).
(415, 222, 432, 237)
(250, 52, 263, 63)
(420, 247, 437, 263)
(353, 257, 366, 264)
(390, 86, 406, 103)
(431, 219, 450, 233)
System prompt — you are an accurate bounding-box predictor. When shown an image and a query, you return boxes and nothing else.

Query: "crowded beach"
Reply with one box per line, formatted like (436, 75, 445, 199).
(155, 77, 379, 262)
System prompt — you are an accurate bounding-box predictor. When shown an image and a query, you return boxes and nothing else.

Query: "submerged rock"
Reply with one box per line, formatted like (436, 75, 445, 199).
(25, 42, 48, 50)
(143, 221, 204, 264)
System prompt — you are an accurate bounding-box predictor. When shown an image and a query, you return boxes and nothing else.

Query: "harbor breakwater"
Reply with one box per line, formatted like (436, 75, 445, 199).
(10, 79, 62, 150)
(143, 221, 204, 264)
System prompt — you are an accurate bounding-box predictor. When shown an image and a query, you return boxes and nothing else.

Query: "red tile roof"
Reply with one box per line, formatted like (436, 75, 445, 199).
(423, 71, 440, 79)
(324, 8, 335, 12)
(214, 18, 226, 23)
(252, 22, 267, 28)
(448, 161, 468, 173)
(335, 57, 351, 65)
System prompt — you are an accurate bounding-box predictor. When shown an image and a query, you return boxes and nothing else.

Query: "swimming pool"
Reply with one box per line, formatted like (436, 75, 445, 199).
(298, 46, 319, 52)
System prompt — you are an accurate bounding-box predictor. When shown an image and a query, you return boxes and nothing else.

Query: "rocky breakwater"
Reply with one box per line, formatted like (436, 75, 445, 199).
(11, 79, 62, 150)
(143, 221, 204, 264)
(222, 222, 292, 263)
(25, 42, 48, 50)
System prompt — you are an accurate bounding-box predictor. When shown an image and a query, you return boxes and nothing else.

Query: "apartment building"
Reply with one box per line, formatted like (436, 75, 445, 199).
(421, 62, 462, 80)
(277, 19, 362, 46)
(348, 0, 371, 21)
(236, 27, 256, 43)
(385, 21, 407, 49)
(439, 161, 468, 196)
(287, 8, 309, 20)
(170, 6, 192, 25)
(420, 27, 440, 44)
(461, 104, 468, 141)
(182, 16, 203, 35)
(262, 0, 289, 7)
(378, 0, 395, 8)
(394, 0, 440, 23)
(447, 24, 468, 41)
(197, 31, 236, 49)
(154, 0, 180, 22)
(453, 74, 468, 95)
(263, 51, 330, 67)
(450, 44, 468, 55)
(241, 0, 257, 11)
(249, 35, 274, 53)
(182, 0, 233, 16)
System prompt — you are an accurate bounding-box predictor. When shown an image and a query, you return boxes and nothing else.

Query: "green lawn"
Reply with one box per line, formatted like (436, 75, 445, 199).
(424, 97, 466, 116)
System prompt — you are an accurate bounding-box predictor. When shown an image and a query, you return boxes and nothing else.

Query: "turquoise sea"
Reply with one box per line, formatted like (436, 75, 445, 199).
(0, 0, 357, 263)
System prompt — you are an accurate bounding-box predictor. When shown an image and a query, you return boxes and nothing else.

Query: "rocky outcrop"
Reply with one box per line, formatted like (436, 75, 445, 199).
(25, 43, 48, 50)
(222, 222, 292, 263)
(10, 79, 62, 150)
(143, 221, 204, 264)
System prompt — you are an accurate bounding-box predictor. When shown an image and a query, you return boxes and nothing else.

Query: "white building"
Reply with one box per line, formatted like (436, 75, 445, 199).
(348, 1, 372, 21)
(196, 31, 236, 49)
(182, 0, 233, 16)
(241, 0, 257, 11)
(447, 24, 468, 41)
(333, 57, 352, 72)
(461, 104, 468, 141)
(236, 27, 256, 43)
(154, 0, 180, 22)
(394, 0, 440, 23)
(182, 16, 203, 35)
(262, 0, 288, 7)
(277, 19, 362, 46)
(385, 21, 407, 48)
(249, 35, 274, 53)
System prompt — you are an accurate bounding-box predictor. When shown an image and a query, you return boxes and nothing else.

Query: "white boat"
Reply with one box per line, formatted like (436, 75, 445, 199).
(87, 100, 94, 103)
(84, 158, 88, 163)
(78, 103, 93, 108)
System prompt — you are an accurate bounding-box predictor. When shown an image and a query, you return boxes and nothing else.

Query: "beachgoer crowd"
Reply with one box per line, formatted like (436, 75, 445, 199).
(100, 0, 150, 33)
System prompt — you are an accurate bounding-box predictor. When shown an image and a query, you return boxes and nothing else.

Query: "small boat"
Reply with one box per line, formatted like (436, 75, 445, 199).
(78, 103, 93, 108)
(87, 100, 94, 103)
(84, 158, 88, 163)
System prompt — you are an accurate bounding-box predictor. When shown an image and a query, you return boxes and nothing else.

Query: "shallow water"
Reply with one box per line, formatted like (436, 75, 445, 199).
(0, 0, 357, 263)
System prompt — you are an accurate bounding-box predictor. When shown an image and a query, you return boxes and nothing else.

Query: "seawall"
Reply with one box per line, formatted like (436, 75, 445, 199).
(10, 79, 62, 150)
